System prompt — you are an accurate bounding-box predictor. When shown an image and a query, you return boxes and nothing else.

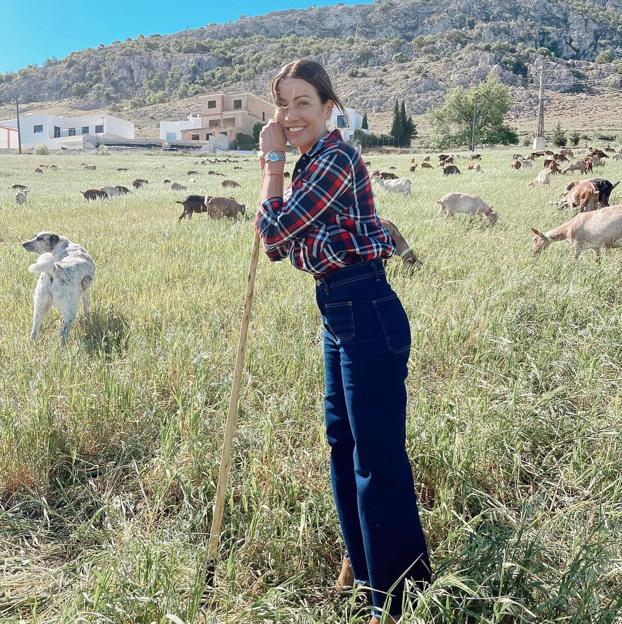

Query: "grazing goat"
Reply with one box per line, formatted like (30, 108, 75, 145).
(529, 169, 551, 187)
(379, 218, 421, 266)
(15, 189, 29, 205)
(562, 181, 600, 212)
(100, 185, 131, 197)
(177, 195, 246, 220)
(374, 177, 412, 196)
(132, 179, 149, 189)
(370, 170, 399, 180)
(81, 189, 108, 201)
(565, 179, 621, 208)
(563, 160, 587, 174)
(531, 204, 622, 260)
(442, 164, 461, 175)
(420, 162, 433, 169)
(437, 192, 498, 224)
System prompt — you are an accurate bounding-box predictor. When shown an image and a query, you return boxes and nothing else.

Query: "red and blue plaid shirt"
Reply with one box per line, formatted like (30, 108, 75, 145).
(255, 129, 395, 277)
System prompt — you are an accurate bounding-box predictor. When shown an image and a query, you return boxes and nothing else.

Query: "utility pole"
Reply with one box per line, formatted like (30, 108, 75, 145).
(15, 96, 22, 154)
(534, 63, 545, 149)
(470, 98, 477, 152)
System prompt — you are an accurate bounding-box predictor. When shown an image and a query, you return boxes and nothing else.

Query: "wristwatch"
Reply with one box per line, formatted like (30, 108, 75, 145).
(265, 151, 286, 163)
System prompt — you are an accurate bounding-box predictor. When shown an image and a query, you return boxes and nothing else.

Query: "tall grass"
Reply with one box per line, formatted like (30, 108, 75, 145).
(0, 149, 621, 623)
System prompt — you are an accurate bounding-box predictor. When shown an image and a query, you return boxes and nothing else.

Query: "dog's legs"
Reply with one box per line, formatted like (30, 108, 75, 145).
(82, 291, 90, 321)
(80, 276, 92, 322)
(30, 286, 52, 342)
(57, 296, 79, 343)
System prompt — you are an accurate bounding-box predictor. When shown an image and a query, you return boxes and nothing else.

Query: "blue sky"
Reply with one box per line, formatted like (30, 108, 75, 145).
(0, 0, 371, 73)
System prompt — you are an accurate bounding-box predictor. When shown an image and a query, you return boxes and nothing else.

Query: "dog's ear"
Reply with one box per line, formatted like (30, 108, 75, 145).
(50, 234, 59, 246)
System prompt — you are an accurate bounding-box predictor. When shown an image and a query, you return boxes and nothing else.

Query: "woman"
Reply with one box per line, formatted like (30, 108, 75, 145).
(255, 59, 431, 623)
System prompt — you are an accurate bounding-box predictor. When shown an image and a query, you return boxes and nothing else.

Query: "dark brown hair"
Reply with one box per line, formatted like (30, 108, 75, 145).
(270, 59, 346, 116)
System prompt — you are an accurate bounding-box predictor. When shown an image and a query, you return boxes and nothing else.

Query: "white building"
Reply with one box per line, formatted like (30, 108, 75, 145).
(0, 113, 134, 150)
(330, 107, 367, 143)
(159, 113, 202, 142)
(0, 124, 19, 150)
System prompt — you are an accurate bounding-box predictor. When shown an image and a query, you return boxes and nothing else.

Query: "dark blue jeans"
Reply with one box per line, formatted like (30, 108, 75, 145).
(315, 260, 431, 618)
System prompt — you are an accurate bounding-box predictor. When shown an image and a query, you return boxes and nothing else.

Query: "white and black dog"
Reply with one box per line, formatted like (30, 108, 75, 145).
(22, 232, 95, 341)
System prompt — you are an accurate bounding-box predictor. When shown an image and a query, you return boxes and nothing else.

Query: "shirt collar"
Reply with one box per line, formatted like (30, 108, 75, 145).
(302, 129, 342, 160)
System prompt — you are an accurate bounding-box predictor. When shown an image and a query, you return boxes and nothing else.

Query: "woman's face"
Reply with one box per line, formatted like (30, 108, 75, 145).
(275, 77, 334, 155)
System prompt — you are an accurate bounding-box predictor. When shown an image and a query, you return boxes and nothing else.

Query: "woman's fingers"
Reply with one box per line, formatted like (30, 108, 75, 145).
(260, 120, 286, 153)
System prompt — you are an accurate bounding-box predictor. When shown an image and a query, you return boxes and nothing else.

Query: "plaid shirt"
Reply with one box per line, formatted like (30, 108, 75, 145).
(255, 129, 395, 277)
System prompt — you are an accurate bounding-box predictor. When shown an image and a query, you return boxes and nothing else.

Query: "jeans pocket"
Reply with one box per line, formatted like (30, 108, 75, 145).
(324, 301, 355, 341)
(372, 293, 411, 354)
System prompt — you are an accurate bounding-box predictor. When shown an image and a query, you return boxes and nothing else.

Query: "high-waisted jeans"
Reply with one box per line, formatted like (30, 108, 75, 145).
(315, 259, 431, 618)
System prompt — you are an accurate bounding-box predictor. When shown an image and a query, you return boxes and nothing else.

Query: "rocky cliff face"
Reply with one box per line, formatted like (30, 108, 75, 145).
(1, 0, 620, 118)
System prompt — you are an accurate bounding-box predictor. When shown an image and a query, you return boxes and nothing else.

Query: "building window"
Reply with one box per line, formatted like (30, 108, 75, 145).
(33, 124, 43, 133)
(82, 126, 89, 134)
(54, 126, 60, 138)
(233, 99, 242, 109)
(209, 119, 220, 128)
(68, 128, 76, 136)
(207, 100, 216, 109)
(191, 134, 200, 140)
(206, 133, 210, 140)
(95, 124, 104, 133)
(262, 112, 265, 121)
(336, 114, 348, 129)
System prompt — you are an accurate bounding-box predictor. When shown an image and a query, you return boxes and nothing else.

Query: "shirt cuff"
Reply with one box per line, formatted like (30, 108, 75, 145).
(260, 196, 284, 215)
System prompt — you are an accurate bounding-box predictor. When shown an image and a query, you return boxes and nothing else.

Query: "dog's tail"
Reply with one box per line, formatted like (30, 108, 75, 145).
(29, 252, 56, 275)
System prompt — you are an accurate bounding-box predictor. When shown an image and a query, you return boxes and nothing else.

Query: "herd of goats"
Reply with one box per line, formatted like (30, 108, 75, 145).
(6, 144, 622, 266)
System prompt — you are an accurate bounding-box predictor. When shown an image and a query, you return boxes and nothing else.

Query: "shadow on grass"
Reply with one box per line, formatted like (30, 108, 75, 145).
(82, 309, 130, 355)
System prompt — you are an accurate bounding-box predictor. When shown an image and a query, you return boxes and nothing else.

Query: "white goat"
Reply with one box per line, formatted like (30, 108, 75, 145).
(15, 189, 29, 205)
(374, 176, 412, 196)
(437, 192, 498, 224)
(531, 204, 622, 260)
(529, 169, 551, 187)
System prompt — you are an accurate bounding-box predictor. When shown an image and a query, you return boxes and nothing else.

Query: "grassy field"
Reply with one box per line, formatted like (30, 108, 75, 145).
(1, 148, 621, 623)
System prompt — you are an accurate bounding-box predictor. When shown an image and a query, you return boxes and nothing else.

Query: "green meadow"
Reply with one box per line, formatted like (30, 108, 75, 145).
(0, 148, 621, 623)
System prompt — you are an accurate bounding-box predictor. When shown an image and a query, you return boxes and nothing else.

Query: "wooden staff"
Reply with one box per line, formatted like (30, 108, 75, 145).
(205, 221, 262, 586)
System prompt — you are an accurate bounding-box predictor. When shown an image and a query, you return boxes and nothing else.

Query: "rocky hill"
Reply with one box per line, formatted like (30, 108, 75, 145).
(1, 0, 621, 135)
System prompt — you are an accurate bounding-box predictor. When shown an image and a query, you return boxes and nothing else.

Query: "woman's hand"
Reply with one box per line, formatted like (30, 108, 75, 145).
(259, 119, 286, 156)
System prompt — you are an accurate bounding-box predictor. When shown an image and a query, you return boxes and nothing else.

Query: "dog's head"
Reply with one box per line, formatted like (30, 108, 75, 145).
(22, 231, 61, 254)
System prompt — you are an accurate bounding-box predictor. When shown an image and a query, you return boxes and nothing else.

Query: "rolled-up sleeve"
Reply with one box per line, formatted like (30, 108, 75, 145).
(255, 149, 351, 253)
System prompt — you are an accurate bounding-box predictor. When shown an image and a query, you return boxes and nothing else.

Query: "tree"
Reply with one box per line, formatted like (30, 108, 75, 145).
(252, 121, 266, 143)
(429, 73, 518, 148)
(552, 121, 567, 147)
(389, 100, 416, 147)
(390, 100, 400, 145)
(569, 131, 581, 146)
(361, 113, 369, 130)
(399, 101, 408, 146)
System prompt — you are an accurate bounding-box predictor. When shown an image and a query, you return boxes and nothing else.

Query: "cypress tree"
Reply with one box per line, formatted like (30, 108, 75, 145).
(390, 100, 400, 146)
(399, 100, 408, 147)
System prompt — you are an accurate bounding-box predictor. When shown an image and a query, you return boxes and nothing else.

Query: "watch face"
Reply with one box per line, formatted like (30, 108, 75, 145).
(267, 152, 284, 162)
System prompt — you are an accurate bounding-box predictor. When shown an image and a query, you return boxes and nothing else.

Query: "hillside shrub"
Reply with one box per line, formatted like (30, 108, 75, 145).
(552, 122, 567, 147)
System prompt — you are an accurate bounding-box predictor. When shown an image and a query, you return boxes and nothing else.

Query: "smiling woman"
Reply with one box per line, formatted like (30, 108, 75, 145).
(254, 59, 431, 623)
